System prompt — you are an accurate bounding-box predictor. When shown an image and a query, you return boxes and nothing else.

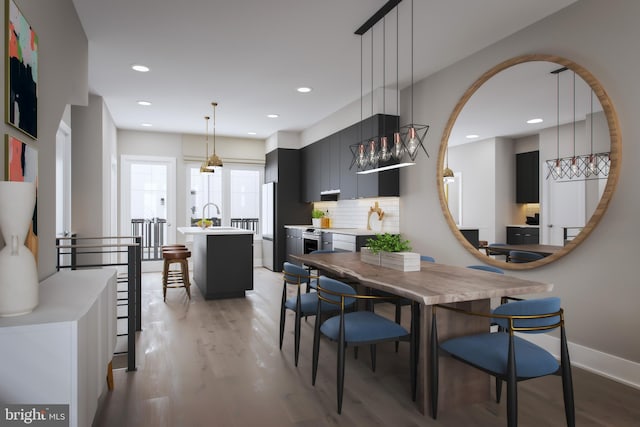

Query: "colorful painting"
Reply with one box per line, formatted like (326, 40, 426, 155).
(6, 0, 38, 139)
(5, 134, 38, 259)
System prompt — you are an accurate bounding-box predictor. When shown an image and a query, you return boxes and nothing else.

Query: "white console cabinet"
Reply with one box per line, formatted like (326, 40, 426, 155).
(0, 269, 117, 427)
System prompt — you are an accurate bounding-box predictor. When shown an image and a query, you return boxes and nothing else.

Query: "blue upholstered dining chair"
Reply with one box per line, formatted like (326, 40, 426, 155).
(467, 264, 505, 274)
(280, 262, 352, 366)
(420, 255, 436, 262)
(312, 276, 418, 414)
(430, 297, 574, 427)
(509, 250, 544, 263)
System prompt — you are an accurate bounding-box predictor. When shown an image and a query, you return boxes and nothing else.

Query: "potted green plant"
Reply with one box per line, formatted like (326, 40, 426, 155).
(361, 233, 420, 272)
(311, 209, 325, 227)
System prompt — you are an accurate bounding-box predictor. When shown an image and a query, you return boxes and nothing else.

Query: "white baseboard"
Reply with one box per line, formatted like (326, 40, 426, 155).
(521, 334, 640, 390)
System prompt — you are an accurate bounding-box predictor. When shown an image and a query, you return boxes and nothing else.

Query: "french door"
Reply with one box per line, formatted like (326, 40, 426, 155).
(120, 155, 176, 266)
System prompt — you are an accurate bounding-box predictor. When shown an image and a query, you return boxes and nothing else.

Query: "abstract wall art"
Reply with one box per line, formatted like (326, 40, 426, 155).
(5, 134, 38, 260)
(5, 0, 38, 139)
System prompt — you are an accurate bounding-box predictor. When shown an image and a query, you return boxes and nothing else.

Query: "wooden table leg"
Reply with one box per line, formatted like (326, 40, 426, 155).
(417, 300, 491, 416)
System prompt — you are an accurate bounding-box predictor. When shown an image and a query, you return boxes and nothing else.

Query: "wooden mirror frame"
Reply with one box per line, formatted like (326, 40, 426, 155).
(437, 54, 621, 270)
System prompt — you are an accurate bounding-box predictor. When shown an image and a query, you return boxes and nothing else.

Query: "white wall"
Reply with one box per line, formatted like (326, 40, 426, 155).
(0, 0, 88, 278)
(400, 0, 640, 370)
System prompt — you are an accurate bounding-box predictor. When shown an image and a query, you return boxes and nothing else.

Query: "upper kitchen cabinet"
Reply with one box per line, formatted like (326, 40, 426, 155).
(356, 114, 400, 199)
(516, 150, 539, 203)
(302, 114, 400, 202)
(301, 141, 322, 202)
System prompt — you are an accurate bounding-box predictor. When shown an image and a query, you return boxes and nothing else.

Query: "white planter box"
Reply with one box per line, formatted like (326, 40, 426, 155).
(360, 248, 421, 272)
(380, 251, 421, 272)
(360, 247, 381, 266)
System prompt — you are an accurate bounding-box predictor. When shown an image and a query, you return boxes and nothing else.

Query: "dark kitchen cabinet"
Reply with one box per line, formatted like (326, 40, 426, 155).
(506, 226, 539, 244)
(302, 114, 400, 202)
(516, 151, 539, 203)
(265, 149, 312, 271)
(301, 142, 322, 202)
(285, 227, 303, 264)
(355, 114, 400, 199)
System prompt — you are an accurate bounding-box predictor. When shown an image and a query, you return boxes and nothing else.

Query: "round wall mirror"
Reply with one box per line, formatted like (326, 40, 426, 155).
(437, 54, 621, 269)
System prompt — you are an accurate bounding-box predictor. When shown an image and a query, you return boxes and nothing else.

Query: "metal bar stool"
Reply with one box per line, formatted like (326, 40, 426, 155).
(161, 245, 191, 301)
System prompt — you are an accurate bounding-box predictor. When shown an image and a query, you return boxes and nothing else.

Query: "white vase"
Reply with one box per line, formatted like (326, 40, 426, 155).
(0, 181, 38, 317)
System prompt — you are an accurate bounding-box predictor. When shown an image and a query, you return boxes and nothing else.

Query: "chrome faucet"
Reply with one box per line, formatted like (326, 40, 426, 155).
(201, 202, 221, 228)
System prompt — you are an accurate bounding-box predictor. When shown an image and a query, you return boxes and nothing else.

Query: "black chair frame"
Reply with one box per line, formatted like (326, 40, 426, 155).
(312, 284, 419, 414)
(430, 301, 574, 427)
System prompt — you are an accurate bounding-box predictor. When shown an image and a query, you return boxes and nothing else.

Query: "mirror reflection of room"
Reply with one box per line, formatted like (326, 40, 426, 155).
(445, 60, 610, 256)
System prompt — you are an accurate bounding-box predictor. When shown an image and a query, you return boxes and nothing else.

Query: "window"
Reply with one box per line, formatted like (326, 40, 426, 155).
(188, 165, 222, 225)
(186, 164, 262, 234)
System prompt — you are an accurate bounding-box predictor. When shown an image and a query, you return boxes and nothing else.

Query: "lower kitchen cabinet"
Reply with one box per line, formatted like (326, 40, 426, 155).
(506, 226, 539, 244)
(286, 227, 303, 264)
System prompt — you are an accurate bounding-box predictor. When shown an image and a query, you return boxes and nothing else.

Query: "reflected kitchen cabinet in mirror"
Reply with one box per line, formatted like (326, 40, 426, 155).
(438, 54, 621, 269)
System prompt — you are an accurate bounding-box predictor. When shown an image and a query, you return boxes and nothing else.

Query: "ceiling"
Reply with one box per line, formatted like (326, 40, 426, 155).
(449, 60, 600, 147)
(70, 0, 577, 140)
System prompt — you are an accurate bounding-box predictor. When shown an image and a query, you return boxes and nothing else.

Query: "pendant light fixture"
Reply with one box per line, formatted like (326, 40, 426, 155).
(545, 67, 610, 181)
(350, 0, 424, 174)
(200, 115, 213, 174)
(443, 146, 454, 183)
(399, 0, 429, 161)
(378, 15, 392, 163)
(205, 101, 223, 169)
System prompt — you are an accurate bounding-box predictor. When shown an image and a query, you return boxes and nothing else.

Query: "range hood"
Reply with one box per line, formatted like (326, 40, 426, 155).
(320, 189, 340, 201)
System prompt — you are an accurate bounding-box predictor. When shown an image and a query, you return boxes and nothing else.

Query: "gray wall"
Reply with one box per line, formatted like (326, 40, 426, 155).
(401, 0, 639, 365)
(0, 0, 88, 278)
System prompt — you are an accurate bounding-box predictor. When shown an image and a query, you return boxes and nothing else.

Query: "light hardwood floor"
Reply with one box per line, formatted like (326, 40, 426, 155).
(94, 268, 639, 427)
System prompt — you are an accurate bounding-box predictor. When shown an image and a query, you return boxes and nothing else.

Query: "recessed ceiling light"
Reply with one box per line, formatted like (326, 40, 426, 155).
(141, 123, 152, 127)
(267, 114, 279, 118)
(247, 132, 257, 135)
(297, 87, 312, 93)
(131, 64, 150, 72)
(527, 118, 543, 124)
(137, 101, 152, 106)
(466, 134, 479, 139)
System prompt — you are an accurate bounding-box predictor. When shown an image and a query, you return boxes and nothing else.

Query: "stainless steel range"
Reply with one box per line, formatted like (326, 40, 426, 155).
(302, 228, 321, 254)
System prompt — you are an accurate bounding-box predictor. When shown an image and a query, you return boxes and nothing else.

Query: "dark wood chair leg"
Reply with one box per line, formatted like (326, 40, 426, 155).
(338, 338, 346, 414)
(312, 309, 321, 385)
(395, 303, 402, 352)
(496, 377, 503, 403)
(370, 344, 377, 372)
(506, 335, 518, 427)
(279, 286, 286, 349)
(561, 328, 576, 427)
(294, 310, 301, 366)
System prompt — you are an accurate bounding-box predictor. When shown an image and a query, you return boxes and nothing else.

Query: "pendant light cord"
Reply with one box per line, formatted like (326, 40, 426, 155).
(572, 72, 576, 159)
(590, 89, 594, 155)
(410, 0, 414, 124)
(556, 72, 560, 161)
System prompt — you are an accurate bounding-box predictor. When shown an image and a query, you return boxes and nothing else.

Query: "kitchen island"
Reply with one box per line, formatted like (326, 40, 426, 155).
(178, 227, 254, 299)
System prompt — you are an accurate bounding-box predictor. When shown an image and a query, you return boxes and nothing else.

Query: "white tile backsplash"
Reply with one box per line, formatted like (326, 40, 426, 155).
(314, 197, 399, 234)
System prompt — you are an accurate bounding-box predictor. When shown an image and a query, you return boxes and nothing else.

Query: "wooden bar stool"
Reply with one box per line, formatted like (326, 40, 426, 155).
(162, 248, 191, 301)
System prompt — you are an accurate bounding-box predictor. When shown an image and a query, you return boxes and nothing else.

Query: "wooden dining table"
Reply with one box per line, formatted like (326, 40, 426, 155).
(482, 243, 564, 257)
(292, 252, 553, 416)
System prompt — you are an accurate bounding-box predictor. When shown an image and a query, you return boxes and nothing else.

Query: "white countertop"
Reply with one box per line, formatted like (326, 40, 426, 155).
(507, 224, 540, 228)
(284, 225, 377, 236)
(178, 226, 254, 235)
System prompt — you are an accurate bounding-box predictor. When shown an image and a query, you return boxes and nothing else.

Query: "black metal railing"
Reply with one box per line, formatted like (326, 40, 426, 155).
(56, 236, 141, 372)
(131, 218, 166, 260)
(230, 218, 260, 234)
